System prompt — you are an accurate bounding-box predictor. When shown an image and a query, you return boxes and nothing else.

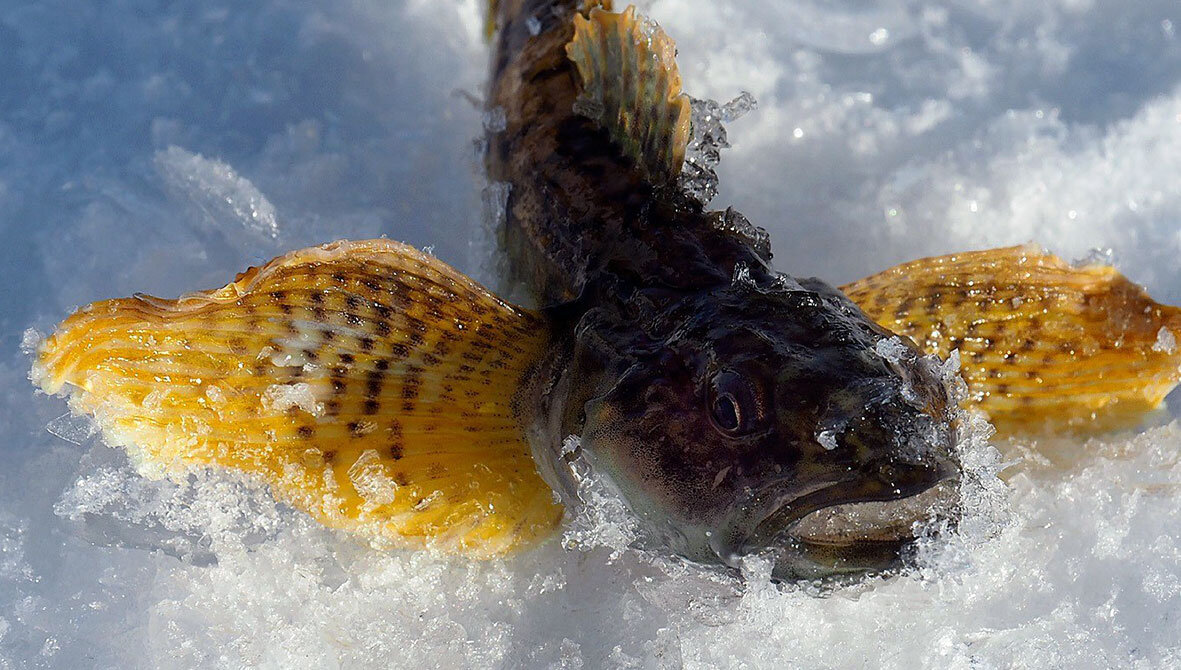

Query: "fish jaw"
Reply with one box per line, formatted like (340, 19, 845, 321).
(739, 460, 960, 580)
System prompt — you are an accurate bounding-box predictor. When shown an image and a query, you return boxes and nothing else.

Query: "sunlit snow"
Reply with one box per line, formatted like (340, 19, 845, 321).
(3, 0, 1181, 667)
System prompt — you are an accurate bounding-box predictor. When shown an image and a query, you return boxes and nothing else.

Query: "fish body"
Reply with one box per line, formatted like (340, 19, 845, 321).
(30, 2, 1181, 580)
(485, 1, 958, 573)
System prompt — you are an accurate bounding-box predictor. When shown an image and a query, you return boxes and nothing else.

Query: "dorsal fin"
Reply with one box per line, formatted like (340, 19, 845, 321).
(565, 5, 691, 183)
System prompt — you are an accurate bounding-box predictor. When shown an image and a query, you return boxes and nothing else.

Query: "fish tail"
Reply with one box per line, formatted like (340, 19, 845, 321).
(842, 245, 1181, 434)
(35, 239, 563, 557)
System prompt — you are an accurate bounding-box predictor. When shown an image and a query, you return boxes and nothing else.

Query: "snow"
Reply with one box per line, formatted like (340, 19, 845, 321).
(155, 146, 281, 242)
(3, 0, 1181, 667)
(261, 382, 325, 418)
(348, 449, 400, 507)
(1154, 327, 1178, 355)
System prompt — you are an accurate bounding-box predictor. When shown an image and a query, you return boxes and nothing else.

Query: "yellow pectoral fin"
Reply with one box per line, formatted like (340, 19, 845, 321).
(35, 239, 563, 557)
(842, 244, 1181, 434)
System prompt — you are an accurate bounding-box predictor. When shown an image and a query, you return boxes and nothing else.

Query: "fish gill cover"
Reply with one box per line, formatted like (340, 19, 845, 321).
(3, 0, 1181, 668)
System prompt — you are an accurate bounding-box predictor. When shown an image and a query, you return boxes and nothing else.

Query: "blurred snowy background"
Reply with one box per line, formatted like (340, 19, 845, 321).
(3, 0, 1181, 667)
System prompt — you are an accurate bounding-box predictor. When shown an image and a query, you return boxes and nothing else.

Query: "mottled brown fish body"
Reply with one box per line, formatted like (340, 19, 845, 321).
(483, 2, 963, 578)
(487, 0, 618, 304)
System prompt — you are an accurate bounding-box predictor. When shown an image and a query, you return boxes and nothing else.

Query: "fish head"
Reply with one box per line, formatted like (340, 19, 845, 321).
(575, 270, 960, 579)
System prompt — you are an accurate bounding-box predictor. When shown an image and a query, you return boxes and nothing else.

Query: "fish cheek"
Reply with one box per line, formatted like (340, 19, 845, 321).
(581, 380, 732, 529)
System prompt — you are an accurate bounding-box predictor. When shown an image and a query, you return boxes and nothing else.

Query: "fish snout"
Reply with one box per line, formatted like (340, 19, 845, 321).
(816, 368, 956, 471)
(742, 381, 960, 578)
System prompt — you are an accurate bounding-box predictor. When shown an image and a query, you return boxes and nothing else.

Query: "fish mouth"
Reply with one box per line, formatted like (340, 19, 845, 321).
(744, 467, 959, 579)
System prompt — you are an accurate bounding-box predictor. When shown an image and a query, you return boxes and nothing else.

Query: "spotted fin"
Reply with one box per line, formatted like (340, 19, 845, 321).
(565, 5, 691, 182)
(842, 245, 1181, 434)
(34, 239, 563, 557)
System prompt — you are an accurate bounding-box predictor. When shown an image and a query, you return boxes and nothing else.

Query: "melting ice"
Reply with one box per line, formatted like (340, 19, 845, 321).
(3, 0, 1181, 667)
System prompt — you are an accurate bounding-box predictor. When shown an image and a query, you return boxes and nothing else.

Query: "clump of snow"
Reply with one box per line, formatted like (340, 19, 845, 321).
(1153, 327, 1177, 354)
(261, 383, 324, 418)
(155, 146, 281, 242)
(560, 436, 643, 562)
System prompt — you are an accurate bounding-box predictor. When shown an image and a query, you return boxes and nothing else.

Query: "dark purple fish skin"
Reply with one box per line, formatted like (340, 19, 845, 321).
(486, 1, 959, 578)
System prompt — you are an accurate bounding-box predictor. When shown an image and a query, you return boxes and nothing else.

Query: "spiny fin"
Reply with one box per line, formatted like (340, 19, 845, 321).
(35, 239, 563, 557)
(842, 245, 1181, 434)
(566, 5, 691, 182)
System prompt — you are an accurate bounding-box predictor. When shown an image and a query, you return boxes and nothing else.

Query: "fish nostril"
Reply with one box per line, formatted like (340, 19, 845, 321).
(876, 461, 901, 484)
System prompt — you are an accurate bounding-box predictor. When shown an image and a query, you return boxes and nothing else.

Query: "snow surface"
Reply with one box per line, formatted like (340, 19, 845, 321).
(3, 0, 1181, 667)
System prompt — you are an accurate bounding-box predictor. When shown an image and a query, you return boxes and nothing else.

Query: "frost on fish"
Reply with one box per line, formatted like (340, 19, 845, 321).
(680, 92, 757, 205)
(843, 245, 1181, 433)
(34, 239, 563, 556)
(560, 436, 642, 562)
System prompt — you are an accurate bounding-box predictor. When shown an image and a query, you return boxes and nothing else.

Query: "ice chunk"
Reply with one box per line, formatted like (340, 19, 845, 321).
(816, 429, 839, 451)
(874, 335, 913, 365)
(730, 261, 752, 286)
(155, 145, 280, 242)
(474, 181, 514, 290)
(482, 107, 507, 133)
(19, 328, 43, 356)
(45, 412, 97, 446)
(1153, 327, 1177, 354)
(347, 450, 399, 507)
(1073, 246, 1117, 268)
(261, 383, 324, 418)
(711, 207, 771, 259)
(680, 92, 757, 205)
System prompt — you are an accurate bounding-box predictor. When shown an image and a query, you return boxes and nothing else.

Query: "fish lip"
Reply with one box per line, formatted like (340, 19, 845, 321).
(740, 461, 960, 577)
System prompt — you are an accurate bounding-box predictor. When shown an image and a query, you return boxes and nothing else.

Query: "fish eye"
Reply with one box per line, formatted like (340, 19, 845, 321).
(708, 370, 766, 435)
